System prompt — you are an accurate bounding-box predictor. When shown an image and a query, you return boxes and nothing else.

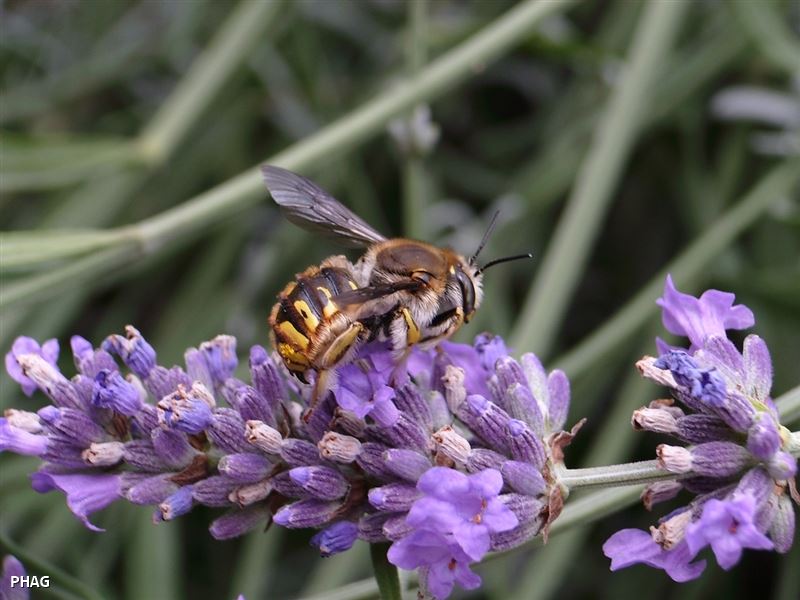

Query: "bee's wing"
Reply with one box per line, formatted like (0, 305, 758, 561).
(331, 280, 422, 307)
(261, 165, 387, 248)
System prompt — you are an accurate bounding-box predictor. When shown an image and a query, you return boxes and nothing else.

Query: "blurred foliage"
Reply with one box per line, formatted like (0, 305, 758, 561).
(1, 1, 799, 599)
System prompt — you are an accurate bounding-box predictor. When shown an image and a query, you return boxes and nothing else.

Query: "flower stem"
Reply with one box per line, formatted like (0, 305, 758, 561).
(512, 0, 690, 357)
(777, 384, 800, 426)
(136, 0, 285, 164)
(370, 542, 402, 600)
(559, 459, 673, 489)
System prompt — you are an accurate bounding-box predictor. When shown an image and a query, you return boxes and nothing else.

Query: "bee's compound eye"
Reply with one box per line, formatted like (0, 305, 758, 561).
(412, 271, 433, 285)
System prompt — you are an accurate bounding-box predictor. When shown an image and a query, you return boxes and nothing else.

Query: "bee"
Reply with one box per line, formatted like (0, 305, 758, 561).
(261, 165, 530, 403)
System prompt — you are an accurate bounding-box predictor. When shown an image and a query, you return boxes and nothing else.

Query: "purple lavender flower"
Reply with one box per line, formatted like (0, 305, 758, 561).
(656, 274, 754, 352)
(4, 327, 579, 597)
(30, 472, 121, 532)
(1, 555, 29, 600)
(603, 529, 706, 582)
(608, 275, 797, 580)
(685, 494, 774, 569)
(4, 337, 59, 396)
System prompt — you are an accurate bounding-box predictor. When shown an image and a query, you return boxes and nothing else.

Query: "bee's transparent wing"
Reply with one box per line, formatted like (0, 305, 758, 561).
(261, 165, 387, 248)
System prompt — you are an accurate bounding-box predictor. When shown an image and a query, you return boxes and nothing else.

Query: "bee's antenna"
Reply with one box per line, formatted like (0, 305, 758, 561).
(477, 253, 533, 275)
(470, 210, 500, 266)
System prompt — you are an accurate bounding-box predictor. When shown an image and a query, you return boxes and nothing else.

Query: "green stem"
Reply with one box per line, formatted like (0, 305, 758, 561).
(137, 0, 285, 164)
(778, 384, 800, 426)
(511, 0, 689, 357)
(560, 459, 673, 489)
(553, 158, 800, 379)
(729, 0, 800, 73)
(370, 543, 402, 600)
(0, 529, 105, 600)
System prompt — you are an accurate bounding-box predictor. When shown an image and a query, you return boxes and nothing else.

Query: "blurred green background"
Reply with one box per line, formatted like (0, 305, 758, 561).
(1, 0, 799, 599)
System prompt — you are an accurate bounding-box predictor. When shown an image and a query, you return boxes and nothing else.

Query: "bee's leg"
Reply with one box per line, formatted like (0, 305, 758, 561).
(387, 308, 423, 383)
(303, 321, 365, 422)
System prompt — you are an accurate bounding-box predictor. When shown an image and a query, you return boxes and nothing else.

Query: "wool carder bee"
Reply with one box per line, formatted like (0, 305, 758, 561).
(261, 165, 530, 402)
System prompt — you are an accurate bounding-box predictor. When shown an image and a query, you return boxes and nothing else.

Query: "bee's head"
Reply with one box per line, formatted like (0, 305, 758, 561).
(451, 260, 482, 323)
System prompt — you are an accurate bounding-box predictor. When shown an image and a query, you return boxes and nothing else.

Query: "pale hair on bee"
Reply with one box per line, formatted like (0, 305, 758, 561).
(261, 165, 531, 414)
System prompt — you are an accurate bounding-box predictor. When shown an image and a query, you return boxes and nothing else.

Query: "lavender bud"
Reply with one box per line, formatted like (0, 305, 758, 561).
(92, 370, 143, 416)
(464, 395, 511, 454)
(151, 428, 197, 469)
(71, 336, 117, 377)
(432, 426, 470, 466)
(225, 381, 274, 427)
(714, 391, 758, 433)
(229, 479, 272, 506)
(394, 384, 432, 430)
(675, 413, 736, 443)
(466, 448, 506, 472)
(209, 505, 271, 540)
(659, 442, 752, 477)
(318, 432, 361, 463)
(521, 353, 549, 412)
(356, 443, 393, 480)
(193, 335, 238, 390)
(41, 439, 86, 468)
(102, 326, 156, 379)
(280, 438, 322, 466)
(547, 369, 570, 431)
(383, 449, 431, 482)
(123, 440, 169, 472)
(747, 413, 780, 461)
(219, 453, 273, 483)
(641, 480, 682, 511)
(767, 451, 797, 480)
(245, 420, 283, 454)
(427, 391, 450, 430)
(208, 408, 249, 454)
(368, 483, 421, 512)
(126, 474, 179, 505)
(442, 365, 466, 412)
(368, 414, 428, 452)
(82, 441, 125, 466)
(501, 460, 546, 495)
(500, 493, 545, 526)
(270, 471, 307, 497)
(273, 499, 342, 528)
(768, 493, 795, 553)
(332, 408, 365, 437)
(358, 511, 392, 543)
(382, 514, 413, 541)
(369, 396, 400, 427)
(735, 467, 773, 509)
(249, 345, 288, 413)
(311, 521, 359, 557)
(144, 366, 191, 403)
(192, 476, 238, 507)
(158, 486, 194, 521)
(507, 419, 546, 468)
(0, 419, 47, 456)
(4, 409, 43, 433)
(290, 466, 349, 500)
(490, 518, 543, 552)
(632, 407, 678, 434)
(494, 357, 527, 397)
(158, 384, 214, 434)
(652, 509, 692, 549)
(38, 406, 107, 445)
(504, 383, 544, 435)
(18, 354, 83, 410)
(656, 445, 692, 473)
(131, 404, 158, 438)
